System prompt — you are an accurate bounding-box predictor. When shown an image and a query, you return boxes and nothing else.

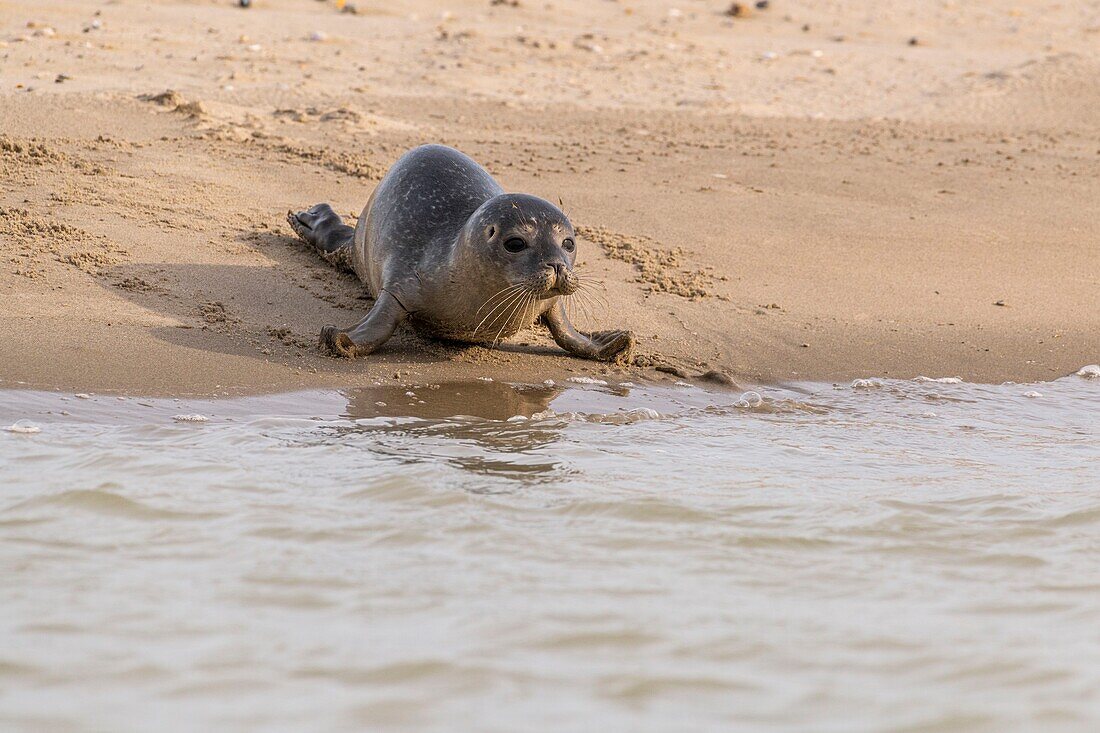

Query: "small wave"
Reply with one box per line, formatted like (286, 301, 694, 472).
(581, 408, 663, 424)
(1076, 364, 1100, 379)
(566, 376, 609, 385)
(4, 420, 40, 434)
(10, 489, 218, 521)
(529, 629, 662, 651)
(293, 660, 454, 685)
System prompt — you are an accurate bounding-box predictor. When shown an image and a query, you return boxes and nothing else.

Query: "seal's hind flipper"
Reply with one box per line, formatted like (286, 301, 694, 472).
(286, 203, 355, 272)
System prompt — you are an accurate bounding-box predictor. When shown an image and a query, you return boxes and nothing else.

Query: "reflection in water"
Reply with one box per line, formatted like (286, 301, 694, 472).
(343, 380, 561, 421)
(1, 373, 1098, 732)
(338, 381, 567, 480)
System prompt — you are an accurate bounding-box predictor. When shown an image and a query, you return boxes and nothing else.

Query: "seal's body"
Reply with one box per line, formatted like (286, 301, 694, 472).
(287, 144, 633, 361)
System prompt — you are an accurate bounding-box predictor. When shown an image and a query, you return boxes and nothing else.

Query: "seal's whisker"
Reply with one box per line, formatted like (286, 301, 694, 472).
(473, 295, 521, 338)
(564, 293, 578, 324)
(491, 298, 518, 347)
(474, 283, 527, 317)
(494, 291, 533, 347)
(574, 279, 610, 309)
(475, 286, 531, 337)
(582, 291, 608, 321)
(564, 293, 585, 328)
(486, 285, 535, 332)
(567, 290, 598, 329)
(474, 291, 519, 322)
(574, 289, 608, 327)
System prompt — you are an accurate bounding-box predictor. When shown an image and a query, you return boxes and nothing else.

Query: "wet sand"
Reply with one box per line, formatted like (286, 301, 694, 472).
(1, 0, 1098, 395)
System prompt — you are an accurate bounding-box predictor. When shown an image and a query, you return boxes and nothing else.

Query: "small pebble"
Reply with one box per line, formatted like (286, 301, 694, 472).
(309, 30, 327, 42)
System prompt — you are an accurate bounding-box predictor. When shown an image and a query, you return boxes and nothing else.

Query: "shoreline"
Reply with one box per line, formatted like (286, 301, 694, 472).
(4, 366, 1097, 419)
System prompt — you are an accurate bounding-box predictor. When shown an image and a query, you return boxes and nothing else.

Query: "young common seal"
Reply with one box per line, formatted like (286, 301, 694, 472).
(287, 144, 634, 361)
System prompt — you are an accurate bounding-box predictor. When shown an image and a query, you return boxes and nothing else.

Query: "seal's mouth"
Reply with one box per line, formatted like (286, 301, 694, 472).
(544, 264, 579, 297)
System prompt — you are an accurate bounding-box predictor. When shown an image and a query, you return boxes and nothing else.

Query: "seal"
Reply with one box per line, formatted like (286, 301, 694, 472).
(287, 144, 634, 361)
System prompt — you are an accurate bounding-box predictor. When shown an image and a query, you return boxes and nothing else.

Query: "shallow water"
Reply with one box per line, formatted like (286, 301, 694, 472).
(2, 372, 1099, 733)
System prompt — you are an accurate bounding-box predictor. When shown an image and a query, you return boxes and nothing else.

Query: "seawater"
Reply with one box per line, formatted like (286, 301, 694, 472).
(1, 372, 1099, 733)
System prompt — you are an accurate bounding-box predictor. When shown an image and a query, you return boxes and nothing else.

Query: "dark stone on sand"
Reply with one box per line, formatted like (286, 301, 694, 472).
(656, 364, 689, 378)
(698, 370, 738, 388)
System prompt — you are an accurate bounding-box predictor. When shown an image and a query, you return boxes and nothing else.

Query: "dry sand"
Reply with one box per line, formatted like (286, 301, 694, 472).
(1, 0, 1098, 395)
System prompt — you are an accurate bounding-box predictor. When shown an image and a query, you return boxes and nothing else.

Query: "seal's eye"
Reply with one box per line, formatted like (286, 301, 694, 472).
(562, 238, 575, 253)
(503, 237, 527, 253)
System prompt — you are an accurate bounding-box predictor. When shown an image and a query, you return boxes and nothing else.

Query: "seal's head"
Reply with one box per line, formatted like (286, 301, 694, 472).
(462, 193, 578, 298)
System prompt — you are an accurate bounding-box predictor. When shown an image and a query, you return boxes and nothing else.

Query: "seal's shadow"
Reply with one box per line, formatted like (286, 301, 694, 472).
(99, 228, 563, 367)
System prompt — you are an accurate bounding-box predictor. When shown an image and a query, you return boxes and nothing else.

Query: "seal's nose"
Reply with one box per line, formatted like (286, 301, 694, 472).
(546, 262, 577, 295)
(550, 262, 568, 286)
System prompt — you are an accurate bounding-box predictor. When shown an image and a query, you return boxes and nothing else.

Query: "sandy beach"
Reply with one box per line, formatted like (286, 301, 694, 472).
(2, 0, 1098, 395)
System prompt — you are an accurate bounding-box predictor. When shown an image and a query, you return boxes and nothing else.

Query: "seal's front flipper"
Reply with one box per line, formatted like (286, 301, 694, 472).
(543, 301, 635, 362)
(320, 291, 408, 358)
(287, 204, 355, 271)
